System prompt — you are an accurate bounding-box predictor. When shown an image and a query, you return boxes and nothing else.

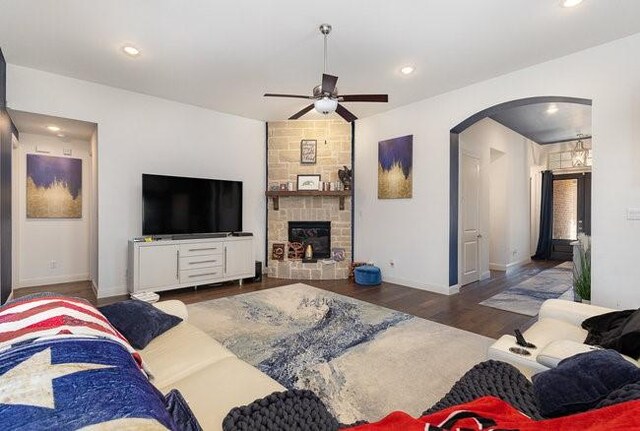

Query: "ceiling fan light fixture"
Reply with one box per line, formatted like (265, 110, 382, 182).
(314, 97, 338, 115)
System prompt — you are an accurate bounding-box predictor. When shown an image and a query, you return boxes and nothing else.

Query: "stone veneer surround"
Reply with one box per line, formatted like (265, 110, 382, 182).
(267, 120, 352, 280)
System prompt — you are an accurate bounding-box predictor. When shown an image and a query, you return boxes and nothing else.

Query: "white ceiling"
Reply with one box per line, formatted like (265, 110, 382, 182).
(9, 109, 97, 141)
(1, 0, 639, 121)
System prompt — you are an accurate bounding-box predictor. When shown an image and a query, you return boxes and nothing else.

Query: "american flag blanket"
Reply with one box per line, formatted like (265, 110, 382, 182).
(0, 296, 143, 369)
(0, 297, 176, 430)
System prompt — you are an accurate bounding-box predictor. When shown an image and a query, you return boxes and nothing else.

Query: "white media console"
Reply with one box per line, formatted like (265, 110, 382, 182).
(127, 235, 255, 294)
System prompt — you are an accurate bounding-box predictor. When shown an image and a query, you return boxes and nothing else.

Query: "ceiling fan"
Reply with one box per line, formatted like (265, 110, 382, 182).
(264, 24, 388, 122)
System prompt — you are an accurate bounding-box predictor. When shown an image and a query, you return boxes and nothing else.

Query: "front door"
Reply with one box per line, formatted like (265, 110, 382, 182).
(461, 153, 481, 285)
(550, 172, 591, 260)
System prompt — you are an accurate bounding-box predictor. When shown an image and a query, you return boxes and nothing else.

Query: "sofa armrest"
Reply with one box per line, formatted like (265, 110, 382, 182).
(153, 300, 188, 321)
(538, 299, 613, 327)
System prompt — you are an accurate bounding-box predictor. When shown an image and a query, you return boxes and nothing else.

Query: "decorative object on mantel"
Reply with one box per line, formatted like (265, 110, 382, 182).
(304, 244, 314, 260)
(297, 174, 321, 191)
(331, 248, 346, 262)
(300, 140, 317, 164)
(272, 243, 285, 261)
(269, 183, 280, 191)
(338, 166, 352, 191)
(378, 135, 413, 199)
(573, 233, 591, 303)
(279, 183, 288, 191)
(288, 242, 304, 260)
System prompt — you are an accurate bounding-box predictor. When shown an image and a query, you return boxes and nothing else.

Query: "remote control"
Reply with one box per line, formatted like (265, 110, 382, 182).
(514, 329, 536, 349)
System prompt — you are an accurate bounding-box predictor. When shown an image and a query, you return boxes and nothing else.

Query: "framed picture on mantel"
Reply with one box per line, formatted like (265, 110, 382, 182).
(300, 140, 317, 164)
(297, 174, 321, 191)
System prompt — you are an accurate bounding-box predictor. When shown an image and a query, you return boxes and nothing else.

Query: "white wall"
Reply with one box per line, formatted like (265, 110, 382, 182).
(7, 67, 265, 297)
(15, 133, 92, 287)
(89, 129, 98, 291)
(355, 32, 640, 308)
(459, 118, 531, 278)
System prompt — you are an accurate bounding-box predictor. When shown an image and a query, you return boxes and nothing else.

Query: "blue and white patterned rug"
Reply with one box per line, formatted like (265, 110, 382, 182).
(187, 283, 493, 423)
(479, 262, 574, 317)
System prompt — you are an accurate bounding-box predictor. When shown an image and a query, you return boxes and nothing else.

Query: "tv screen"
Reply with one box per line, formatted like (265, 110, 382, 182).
(142, 174, 242, 236)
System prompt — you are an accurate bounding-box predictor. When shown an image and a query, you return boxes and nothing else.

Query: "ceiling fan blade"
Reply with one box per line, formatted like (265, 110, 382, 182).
(339, 94, 388, 103)
(289, 104, 315, 120)
(321, 74, 338, 94)
(335, 104, 357, 123)
(264, 93, 314, 99)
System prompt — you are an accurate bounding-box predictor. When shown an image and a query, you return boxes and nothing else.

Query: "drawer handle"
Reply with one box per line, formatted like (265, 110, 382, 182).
(188, 260, 217, 265)
(188, 247, 218, 252)
(188, 272, 218, 278)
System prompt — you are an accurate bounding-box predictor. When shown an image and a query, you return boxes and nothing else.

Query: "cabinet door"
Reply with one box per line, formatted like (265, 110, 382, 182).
(224, 240, 254, 278)
(138, 245, 179, 290)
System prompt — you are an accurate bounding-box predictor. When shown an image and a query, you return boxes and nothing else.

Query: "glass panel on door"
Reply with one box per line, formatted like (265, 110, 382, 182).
(552, 179, 578, 241)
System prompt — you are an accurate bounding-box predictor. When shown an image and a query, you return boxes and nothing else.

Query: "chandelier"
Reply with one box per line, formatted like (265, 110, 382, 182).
(571, 134, 588, 167)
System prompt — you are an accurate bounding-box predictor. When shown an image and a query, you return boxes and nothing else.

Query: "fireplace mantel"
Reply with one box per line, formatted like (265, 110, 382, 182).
(266, 190, 351, 210)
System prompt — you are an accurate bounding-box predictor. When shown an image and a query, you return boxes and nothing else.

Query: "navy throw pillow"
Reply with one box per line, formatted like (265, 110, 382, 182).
(99, 300, 182, 349)
(165, 389, 203, 431)
(532, 349, 640, 418)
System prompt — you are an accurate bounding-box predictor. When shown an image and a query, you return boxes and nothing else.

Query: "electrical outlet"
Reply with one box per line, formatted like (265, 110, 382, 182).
(49, 260, 57, 269)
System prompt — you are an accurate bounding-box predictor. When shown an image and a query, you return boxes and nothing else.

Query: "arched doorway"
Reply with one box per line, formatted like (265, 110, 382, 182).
(449, 96, 592, 288)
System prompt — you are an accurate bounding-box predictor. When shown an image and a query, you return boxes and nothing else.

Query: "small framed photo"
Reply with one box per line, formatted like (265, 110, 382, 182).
(300, 140, 317, 165)
(297, 174, 321, 191)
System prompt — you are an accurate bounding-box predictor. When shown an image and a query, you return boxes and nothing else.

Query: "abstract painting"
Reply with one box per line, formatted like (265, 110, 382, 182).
(26, 154, 82, 218)
(378, 135, 413, 199)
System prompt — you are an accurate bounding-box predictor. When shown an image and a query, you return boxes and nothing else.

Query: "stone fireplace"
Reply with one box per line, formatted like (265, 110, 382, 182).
(267, 120, 352, 280)
(288, 221, 331, 259)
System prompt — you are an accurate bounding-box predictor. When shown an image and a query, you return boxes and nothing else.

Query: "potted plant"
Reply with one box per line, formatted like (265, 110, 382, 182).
(573, 233, 591, 304)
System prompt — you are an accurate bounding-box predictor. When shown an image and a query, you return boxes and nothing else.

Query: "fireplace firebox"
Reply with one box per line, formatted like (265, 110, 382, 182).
(288, 221, 331, 259)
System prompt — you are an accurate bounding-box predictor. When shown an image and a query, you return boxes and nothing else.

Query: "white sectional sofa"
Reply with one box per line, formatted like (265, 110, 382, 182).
(488, 299, 633, 377)
(141, 300, 285, 431)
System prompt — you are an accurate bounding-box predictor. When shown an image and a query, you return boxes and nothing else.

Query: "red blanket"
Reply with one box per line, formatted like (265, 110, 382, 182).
(347, 397, 640, 431)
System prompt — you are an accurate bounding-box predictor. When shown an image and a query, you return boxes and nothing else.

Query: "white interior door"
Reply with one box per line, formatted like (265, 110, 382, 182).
(461, 153, 481, 286)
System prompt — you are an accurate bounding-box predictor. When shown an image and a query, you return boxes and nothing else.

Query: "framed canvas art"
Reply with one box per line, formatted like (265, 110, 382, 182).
(26, 154, 82, 218)
(297, 174, 321, 191)
(378, 135, 413, 199)
(300, 140, 317, 164)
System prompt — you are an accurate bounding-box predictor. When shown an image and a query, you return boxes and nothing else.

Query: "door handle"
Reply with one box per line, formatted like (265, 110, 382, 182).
(477, 234, 483, 239)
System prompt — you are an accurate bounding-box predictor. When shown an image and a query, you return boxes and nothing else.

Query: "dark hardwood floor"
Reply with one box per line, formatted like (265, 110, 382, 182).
(12, 260, 561, 339)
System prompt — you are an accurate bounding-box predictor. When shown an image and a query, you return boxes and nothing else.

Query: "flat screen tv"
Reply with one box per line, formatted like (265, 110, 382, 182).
(142, 174, 242, 236)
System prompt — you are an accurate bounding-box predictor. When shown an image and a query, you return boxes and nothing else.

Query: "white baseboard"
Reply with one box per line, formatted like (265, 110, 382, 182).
(90, 280, 98, 297)
(480, 271, 491, 281)
(382, 276, 453, 295)
(489, 258, 531, 274)
(16, 273, 91, 289)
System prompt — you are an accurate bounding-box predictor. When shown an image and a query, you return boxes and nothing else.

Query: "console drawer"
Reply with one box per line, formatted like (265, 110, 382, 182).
(179, 254, 223, 271)
(179, 243, 223, 257)
(179, 268, 223, 284)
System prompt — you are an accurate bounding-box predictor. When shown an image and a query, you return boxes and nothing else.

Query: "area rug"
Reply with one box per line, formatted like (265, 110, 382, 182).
(479, 262, 574, 317)
(186, 283, 493, 424)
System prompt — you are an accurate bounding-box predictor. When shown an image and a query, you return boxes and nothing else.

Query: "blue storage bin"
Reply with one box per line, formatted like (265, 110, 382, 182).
(354, 265, 382, 286)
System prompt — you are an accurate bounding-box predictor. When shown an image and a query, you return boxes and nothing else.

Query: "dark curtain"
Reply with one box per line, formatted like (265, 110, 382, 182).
(533, 170, 553, 260)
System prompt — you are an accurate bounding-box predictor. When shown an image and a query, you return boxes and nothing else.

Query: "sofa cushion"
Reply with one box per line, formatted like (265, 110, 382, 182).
(167, 357, 285, 431)
(99, 300, 182, 349)
(532, 349, 640, 418)
(524, 317, 588, 347)
(139, 322, 235, 389)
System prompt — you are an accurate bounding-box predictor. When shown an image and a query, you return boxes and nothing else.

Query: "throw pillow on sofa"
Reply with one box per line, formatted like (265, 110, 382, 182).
(532, 349, 640, 418)
(582, 308, 640, 359)
(165, 389, 203, 431)
(99, 300, 182, 349)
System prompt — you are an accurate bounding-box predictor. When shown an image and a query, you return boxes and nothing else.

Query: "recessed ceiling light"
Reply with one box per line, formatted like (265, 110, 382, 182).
(57, 133, 66, 138)
(400, 66, 415, 75)
(122, 45, 141, 57)
(560, 0, 583, 8)
(546, 104, 559, 115)
(46, 125, 61, 132)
